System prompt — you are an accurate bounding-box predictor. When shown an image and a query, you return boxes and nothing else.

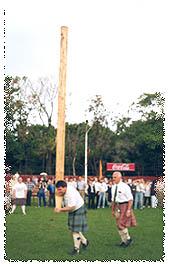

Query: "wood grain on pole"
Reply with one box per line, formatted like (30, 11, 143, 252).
(55, 26, 68, 208)
(99, 159, 103, 180)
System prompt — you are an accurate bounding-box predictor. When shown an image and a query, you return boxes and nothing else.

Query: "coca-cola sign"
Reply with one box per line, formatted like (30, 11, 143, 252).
(106, 163, 135, 171)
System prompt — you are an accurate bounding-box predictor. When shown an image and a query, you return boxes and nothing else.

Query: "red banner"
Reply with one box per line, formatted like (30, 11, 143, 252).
(106, 163, 135, 171)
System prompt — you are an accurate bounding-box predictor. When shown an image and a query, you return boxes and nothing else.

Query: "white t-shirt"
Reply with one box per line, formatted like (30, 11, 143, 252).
(99, 182, 108, 193)
(13, 182, 27, 198)
(111, 181, 133, 203)
(64, 185, 84, 211)
(94, 181, 101, 193)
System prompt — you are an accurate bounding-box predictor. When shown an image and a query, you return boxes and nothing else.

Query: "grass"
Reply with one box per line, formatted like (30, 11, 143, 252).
(5, 206, 164, 261)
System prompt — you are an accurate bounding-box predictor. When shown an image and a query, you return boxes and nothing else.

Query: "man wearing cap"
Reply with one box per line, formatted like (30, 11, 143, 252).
(111, 171, 137, 247)
(54, 180, 89, 255)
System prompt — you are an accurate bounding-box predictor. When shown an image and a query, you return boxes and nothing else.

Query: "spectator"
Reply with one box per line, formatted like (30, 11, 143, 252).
(144, 181, 151, 208)
(72, 177, 78, 189)
(155, 178, 164, 208)
(32, 175, 38, 185)
(37, 180, 47, 207)
(67, 178, 76, 188)
(93, 177, 100, 208)
(134, 179, 145, 209)
(107, 180, 113, 207)
(150, 180, 158, 208)
(47, 179, 56, 207)
(9, 174, 18, 196)
(11, 176, 27, 215)
(5, 181, 12, 214)
(87, 180, 95, 209)
(77, 176, 86, 200)
(127, 179, 136, 205)
(26, 177, 35, 206)
(97, 179, 108, 208)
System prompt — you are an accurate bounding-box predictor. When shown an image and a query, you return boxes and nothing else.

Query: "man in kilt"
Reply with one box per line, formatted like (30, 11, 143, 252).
(11, 176, 27, 215)
(54, 180, 89, 255)
(111, 171, 137, 247)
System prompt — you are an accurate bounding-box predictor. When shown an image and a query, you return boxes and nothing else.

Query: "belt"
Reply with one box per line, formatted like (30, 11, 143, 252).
(117, 201, 128, 205)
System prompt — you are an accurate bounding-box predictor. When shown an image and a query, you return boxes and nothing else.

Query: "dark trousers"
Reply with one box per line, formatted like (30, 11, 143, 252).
(49, 193, 55, 207)
(38, 191, 46, 207)
(26, 190, 32, 206)
(144, 196, 151, 207)
(95, 193, 99, 208)
(88, 193, 95, 209)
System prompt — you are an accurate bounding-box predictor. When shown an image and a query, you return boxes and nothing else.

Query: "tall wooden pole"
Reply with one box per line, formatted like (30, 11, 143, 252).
(99, 159, 103, 180)
(55, 26, 68, 208)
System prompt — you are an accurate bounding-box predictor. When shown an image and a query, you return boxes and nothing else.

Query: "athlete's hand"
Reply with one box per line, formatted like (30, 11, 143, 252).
(126, 209, 131, 218)
(54, 207, 61, 213)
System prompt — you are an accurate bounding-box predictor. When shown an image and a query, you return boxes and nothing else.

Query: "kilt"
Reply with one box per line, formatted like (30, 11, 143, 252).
(68, 205, 88, 232)
(115, 202, 137, 230)
(13, 198, 26, 206)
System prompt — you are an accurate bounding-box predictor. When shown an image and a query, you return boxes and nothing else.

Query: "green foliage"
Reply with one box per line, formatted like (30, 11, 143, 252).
(5, 79, 164, 177)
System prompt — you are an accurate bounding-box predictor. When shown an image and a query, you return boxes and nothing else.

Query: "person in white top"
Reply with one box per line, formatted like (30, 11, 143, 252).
(97, 179, 108, 208)
(93, 177, 100, 208)
(68, 178, 77, 189)
(54, 180, 89, 256)
(111, 172, 137, 247)
(11, 176, 27, 215)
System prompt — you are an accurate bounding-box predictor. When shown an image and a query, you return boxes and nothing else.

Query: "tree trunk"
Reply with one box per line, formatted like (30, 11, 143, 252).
(72, 156, 76, 176)
(93, 157, 98, 176)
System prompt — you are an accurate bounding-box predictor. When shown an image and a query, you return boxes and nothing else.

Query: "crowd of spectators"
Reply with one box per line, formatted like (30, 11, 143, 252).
(4, 173, 164, 214)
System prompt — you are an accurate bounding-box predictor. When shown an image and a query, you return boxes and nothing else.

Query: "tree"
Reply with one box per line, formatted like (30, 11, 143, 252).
(113, 92, 165, 176)
(22, 77, 58, 127)
(65, 122, 87, 176)
(4, 76, 57, 174)
(87, 95, 115, 175)
(4, 76, 31, 173)
(130, 92, 165, 120)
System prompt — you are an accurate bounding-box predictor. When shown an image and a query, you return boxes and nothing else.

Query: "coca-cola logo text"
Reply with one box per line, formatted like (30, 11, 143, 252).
(107, 163, 135, 171)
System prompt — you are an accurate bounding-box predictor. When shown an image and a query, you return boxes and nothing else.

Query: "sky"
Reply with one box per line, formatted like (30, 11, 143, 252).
(3, 0, 170, 127)
(1, 1, 170, 262)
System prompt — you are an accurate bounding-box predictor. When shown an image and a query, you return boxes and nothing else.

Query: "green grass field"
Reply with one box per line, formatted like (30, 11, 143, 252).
(5, 206, 164, 261)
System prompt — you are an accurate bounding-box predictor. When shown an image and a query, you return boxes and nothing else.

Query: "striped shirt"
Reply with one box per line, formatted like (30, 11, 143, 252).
(26, 182, 35, 191)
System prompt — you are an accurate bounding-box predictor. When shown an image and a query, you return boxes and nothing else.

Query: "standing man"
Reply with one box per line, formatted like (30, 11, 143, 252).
(87, 180, 95, 209)
(26, 177, 35, 206)
(11, 176, 27, 215)
(54, 180, 89, 255)
(111, 171, 137, 247)
(77, 176, 86, 200)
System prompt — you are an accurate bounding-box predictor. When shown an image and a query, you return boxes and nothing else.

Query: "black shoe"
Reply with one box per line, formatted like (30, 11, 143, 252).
(119, 242, 127, 248)
(125, 238, 133, 247)
(81, 240, 89, 250)
(69, 248, 80, 256)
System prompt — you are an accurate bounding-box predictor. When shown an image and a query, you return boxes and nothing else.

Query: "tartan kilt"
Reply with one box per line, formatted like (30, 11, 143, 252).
(13, 198, 26, 206)
(115, 203, 137, 230)
(68, 205, 88, 232)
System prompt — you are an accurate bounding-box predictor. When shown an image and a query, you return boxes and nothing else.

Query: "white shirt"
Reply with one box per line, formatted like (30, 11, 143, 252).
(135, 182, 145, 193)
(13, 182, 27, 198)
(64, 185, 84, 211)
(111, 181, 133, 203)
(99, 182, 108, 193)
(94, 181, 101, 193)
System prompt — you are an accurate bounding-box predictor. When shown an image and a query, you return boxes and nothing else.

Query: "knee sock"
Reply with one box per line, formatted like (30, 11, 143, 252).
(118, 230, 126, 243)
(72, 232, 81, 250)
(11, 204, 16, 213)
(118, 228, 130, 243)
(21, 205, 26, 214)
(79, 232, 87, 244)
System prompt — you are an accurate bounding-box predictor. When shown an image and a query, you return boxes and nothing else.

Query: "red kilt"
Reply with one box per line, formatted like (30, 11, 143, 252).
(115, 202, 137, 230)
